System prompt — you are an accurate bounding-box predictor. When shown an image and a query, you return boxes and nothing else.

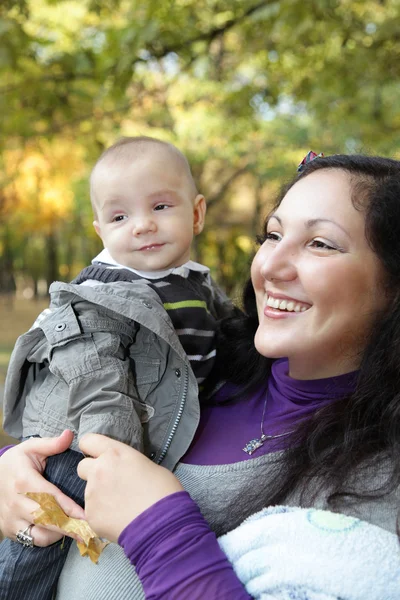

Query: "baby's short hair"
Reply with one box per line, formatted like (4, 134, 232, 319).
(90, 136, 197, 217)
(94, 136, 183, 166)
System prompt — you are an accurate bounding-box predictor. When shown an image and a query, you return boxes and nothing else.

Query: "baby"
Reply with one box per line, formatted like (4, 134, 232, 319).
(0, 136, 233, 600)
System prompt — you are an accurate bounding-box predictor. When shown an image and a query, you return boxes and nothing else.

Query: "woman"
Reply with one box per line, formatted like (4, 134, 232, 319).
(1, 154, 400, 598)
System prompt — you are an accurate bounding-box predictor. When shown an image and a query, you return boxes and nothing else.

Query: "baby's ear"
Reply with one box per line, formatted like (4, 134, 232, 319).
(93, 220, 102, 239)
(193, 195, 206, 235)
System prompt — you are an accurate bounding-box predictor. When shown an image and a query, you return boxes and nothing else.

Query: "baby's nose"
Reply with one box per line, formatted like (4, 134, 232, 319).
(132, 216, 156, 234)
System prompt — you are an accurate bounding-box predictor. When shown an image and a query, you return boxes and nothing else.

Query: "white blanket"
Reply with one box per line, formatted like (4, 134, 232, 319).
(219, 505, 400, 599)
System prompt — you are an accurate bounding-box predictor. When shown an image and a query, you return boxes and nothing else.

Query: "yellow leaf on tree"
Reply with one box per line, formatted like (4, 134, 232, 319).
(25, 492, 109, 563)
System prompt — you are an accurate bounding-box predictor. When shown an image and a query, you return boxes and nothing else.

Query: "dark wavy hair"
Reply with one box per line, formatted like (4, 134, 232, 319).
(216, 154, 400, 522)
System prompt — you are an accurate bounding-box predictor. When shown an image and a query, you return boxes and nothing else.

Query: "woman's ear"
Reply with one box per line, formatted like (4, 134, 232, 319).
(193, 195, 207, 235)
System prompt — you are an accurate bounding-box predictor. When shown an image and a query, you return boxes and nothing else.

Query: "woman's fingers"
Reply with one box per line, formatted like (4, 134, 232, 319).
(25, 468, 85, 520)
(78, 434, 133, 483)
(77, 434, 183, 542)
(0, 433, 85, 544)
(1, 473, 84, 540)
(30, 526, 64, 547)
(21, 430, 75, 470)
(78, 433, 127, 459)
(13, 522, 65, 547)
(9, 492, 44, 527)
(12, 517, 80, 547)
(76, 456, 94, 482)
(11, 445, 85, 520)
(11, 487, 81, 547)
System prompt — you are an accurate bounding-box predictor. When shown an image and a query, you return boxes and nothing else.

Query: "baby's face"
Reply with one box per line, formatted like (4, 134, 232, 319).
(92, 152, 205, 272)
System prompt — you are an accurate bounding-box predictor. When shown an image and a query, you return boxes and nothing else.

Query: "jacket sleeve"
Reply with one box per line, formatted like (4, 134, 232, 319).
(35, 300, 146, 451)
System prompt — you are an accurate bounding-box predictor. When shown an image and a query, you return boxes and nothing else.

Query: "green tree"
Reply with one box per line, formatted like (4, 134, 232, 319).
(1, 0, 399, 293)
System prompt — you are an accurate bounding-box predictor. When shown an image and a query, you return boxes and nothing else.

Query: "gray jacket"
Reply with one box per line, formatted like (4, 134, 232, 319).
(3, 278, 219, 470)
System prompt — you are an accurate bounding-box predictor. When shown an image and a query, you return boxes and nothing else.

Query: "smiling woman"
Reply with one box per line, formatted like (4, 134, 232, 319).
(1, 154, 400, 600)
(252, 168, 388, 379)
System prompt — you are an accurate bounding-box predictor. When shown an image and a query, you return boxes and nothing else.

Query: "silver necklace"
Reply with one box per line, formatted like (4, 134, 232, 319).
(242, 395, 294, 455)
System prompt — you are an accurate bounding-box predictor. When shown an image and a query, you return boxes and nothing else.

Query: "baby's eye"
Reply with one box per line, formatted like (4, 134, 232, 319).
(113, 215, 127, 222)
(154, 204, 169, 211)
(309, 239, 337, 251)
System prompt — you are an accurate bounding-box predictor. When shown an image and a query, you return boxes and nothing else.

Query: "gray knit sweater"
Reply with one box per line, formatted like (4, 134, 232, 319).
(55, 451, 399, 600)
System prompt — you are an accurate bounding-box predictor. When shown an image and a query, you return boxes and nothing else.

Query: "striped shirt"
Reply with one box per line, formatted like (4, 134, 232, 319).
(72, 260, 221, 386)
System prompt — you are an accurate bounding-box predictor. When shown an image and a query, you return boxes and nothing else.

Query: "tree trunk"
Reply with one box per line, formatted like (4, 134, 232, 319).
(46, 230, 58, 290)
(0, 226, 16, 306)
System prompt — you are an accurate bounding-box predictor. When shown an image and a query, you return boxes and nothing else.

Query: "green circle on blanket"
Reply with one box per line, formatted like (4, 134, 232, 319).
(307, 510, 361, 532)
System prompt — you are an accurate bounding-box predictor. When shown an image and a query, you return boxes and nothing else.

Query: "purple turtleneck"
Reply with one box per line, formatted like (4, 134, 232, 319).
(182, 358, 358, 464)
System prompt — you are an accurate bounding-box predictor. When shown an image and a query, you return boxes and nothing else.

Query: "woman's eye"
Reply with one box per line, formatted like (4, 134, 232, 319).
(265, 231, 282, 242)
(154, 204, 169, 211)
(309, 239, 336, 250)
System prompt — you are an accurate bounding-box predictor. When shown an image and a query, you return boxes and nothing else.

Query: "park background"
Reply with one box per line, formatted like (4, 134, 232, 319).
(1, 0, 400, 444)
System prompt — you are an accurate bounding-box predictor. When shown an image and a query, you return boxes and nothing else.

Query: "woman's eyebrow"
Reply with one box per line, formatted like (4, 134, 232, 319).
(268, 214, 350, 239)
(306, 218, 351, 238)
(267, 214, 281, 225)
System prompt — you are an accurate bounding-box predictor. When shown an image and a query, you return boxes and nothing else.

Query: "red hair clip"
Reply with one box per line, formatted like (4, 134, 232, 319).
(297, 151, 324, 172)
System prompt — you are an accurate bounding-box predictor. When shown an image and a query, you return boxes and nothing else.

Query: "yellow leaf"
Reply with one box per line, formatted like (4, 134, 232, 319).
(77, 537, 109, 563)
(25, 492, 109, 563)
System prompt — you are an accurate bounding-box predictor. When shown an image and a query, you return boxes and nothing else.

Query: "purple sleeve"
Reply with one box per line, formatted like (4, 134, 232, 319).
(0, 445, 14, 458)
(118, 491, 252, 600)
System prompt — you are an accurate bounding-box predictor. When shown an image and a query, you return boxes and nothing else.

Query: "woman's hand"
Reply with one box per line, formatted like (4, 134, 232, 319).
(0, 430, 85, 546)
(78, 434, 184, 543)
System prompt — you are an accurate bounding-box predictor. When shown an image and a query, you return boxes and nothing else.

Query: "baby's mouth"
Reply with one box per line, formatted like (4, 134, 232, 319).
(137, 243, 165, 251)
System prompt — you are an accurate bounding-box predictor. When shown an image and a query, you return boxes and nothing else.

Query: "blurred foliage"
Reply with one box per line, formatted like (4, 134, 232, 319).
(1, 0, 400, 297)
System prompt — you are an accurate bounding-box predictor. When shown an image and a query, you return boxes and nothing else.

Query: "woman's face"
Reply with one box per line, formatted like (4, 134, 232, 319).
(251, 169, 388, 379)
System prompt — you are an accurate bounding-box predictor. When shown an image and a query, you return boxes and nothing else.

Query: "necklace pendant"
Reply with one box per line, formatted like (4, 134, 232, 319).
(242, 435, 266, 456)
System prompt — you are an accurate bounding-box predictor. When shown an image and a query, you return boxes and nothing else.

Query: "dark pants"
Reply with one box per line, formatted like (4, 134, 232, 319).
(0, 448, 85, 600)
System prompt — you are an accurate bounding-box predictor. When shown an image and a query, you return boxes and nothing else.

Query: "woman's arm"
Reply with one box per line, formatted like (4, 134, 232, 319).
(0, 445, 15, 458)
(0, 431, 85, 545)
(120, 492, 252, 600)
(78, 434, 251, 599)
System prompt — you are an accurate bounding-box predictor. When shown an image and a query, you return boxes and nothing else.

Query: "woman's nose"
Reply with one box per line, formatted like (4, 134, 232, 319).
(256, 241, 297, 283)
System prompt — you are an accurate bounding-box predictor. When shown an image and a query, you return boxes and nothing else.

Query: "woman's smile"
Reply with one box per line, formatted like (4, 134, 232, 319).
(264, 293, 310, 313)
(251, 169, 388, 379)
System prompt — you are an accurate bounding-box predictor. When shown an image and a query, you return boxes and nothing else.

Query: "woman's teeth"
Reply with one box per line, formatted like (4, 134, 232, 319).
(266, 296, 308, 312)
